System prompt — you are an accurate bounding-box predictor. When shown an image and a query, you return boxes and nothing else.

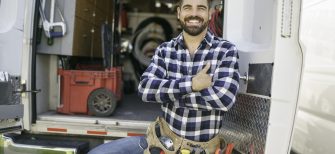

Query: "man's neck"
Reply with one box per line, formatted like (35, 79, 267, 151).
(183, 29, 207, 54)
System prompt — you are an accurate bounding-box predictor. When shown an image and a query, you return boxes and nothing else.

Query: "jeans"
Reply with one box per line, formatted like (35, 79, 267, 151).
(88, 136, 147, 154)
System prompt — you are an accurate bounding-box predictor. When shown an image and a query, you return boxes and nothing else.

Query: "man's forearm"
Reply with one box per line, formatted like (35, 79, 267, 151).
(182, 80, 239, 111)
(138, 75, 193, 104)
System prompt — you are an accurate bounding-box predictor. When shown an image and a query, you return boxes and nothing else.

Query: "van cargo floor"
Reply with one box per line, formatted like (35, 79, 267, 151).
(37, 93, 162, 123)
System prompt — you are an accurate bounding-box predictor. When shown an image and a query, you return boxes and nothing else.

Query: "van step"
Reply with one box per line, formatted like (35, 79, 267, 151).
(3, 133, 89, 154)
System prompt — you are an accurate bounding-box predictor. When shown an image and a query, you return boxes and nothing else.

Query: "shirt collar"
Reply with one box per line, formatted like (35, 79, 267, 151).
(176, 29, 214, 48)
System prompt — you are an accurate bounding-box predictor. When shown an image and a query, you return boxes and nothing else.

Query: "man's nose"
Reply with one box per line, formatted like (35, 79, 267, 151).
(190, 9, 199, 16)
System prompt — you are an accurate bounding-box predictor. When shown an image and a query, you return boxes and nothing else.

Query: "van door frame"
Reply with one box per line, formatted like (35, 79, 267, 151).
(21, 0, 39, 131)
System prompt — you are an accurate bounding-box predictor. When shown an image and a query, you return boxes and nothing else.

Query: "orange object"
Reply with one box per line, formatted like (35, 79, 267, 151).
(57, 67, 122, 115)
(225, 143, 234, 154)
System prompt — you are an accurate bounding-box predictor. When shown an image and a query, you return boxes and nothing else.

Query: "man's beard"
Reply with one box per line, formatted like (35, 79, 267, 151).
(180, 16, 208, 36)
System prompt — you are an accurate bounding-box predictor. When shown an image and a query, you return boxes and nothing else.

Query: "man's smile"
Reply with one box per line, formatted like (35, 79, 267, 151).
(186, 19, 202, 26)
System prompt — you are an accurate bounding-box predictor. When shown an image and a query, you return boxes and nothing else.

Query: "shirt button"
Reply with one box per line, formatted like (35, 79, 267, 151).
(188, 70, 192, 74)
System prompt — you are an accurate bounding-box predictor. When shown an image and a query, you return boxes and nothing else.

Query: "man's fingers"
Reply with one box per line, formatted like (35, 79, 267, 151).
(200, 63, 211, 73)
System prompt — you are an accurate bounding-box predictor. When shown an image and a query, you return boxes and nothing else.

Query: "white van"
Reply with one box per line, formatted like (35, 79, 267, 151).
(291, 0, 335, 153)
(1, 0, 332, 153)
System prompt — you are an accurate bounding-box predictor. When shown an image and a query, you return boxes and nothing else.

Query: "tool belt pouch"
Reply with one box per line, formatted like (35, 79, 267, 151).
(144, 117, 226, 154)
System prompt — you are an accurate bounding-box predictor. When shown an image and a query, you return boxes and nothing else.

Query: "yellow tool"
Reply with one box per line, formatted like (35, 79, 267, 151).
(180, 149, 191, 154)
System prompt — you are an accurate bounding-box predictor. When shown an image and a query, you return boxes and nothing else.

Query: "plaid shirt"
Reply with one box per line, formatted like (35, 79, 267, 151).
(138, 30, 239, 141)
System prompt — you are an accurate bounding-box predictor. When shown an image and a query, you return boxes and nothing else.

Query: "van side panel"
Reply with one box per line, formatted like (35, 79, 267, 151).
(292, 0, 335, 153)
(225, 0, 303, 153)
(0, 0, 25, 75)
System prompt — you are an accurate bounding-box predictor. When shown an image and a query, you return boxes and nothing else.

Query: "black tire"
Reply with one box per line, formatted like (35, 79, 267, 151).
(134, 17, 173, 40)
(88, 88, 117, 117)
(131, 17, 174, 79)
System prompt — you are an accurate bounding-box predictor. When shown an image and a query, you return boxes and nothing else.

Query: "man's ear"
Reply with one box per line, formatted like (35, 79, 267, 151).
(209, 8, 214, 20)
(177, 7, 180, 19)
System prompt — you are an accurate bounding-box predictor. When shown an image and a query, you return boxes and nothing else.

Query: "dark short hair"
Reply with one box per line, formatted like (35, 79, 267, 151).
(176, 0, 211, 8)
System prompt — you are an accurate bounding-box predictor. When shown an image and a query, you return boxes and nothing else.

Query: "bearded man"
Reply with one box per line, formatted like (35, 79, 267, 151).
(89, 0, 239, 153)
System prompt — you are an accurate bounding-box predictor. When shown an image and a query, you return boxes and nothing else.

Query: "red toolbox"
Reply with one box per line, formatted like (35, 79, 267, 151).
(57, 67, 122, 116)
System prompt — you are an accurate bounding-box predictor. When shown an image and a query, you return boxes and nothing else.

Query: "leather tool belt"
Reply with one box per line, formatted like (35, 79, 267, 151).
(144, 117, 226, 154)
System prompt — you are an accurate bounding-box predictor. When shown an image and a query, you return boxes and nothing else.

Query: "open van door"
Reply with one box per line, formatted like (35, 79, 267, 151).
(221, 0, 303, 153)
(0, 0, 35, 133)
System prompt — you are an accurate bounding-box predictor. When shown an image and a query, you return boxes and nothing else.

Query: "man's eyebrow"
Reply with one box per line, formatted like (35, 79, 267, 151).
(182, 4, 208, 9)
(197, 5, 208, 9)
(182, 4, 192, 8)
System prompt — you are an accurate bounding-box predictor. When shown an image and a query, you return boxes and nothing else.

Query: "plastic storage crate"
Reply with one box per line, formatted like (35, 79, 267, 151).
(57, 67, 122, 116)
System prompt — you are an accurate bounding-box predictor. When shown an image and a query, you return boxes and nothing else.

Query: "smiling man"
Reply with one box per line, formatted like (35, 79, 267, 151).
(88, 0, 239, 153)
(138, 0, 240, 153)
(178, 0, 210, 36)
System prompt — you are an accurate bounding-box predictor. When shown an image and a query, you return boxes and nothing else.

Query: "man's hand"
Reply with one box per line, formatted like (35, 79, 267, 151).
(192, 63, 212, 92)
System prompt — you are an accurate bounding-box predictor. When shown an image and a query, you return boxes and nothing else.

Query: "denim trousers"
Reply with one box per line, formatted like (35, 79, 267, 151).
(88, 136, 147, 154)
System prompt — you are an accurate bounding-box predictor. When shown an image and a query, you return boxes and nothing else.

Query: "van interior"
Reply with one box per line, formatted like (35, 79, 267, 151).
(1, 0, 301, 153)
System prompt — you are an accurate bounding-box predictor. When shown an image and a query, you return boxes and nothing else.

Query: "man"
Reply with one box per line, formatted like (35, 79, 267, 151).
(88, 0, 239, 153)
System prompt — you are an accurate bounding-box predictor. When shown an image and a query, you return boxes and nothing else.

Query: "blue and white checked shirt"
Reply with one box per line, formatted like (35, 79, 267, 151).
(138, 30, 239, 142)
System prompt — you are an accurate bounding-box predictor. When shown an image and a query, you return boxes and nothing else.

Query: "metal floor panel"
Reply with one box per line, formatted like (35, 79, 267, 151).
(0, 76, 21, 105)
(221, 94, 271, 154)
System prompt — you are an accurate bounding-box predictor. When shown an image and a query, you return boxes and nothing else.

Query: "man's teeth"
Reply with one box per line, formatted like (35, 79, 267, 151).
(188, 20, 200, 23)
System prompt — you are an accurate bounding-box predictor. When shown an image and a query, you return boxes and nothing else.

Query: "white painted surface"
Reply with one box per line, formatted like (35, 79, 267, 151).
(225, 0, 302, 153)
(292, 0, 335, 153)
(0, 0, 25, 75)
(0, 0, 19, 33)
